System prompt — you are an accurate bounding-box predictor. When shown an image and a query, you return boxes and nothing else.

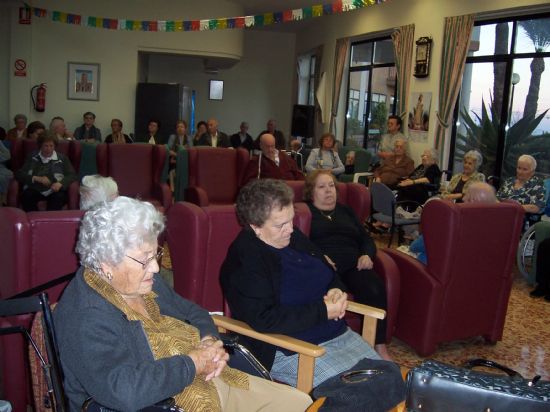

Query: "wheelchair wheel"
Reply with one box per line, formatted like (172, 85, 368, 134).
(516, 225, 536, 279)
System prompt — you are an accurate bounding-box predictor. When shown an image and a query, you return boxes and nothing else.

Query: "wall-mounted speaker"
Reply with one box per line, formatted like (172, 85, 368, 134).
(291, 104, 315, 138)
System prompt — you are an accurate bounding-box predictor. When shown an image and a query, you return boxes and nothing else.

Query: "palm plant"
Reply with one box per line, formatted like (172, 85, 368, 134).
(519, 18, 550, 120)
(455, 98, 549, 178)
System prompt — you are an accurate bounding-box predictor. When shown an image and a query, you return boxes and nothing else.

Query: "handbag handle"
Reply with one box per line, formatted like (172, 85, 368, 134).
(462, 358, 523, 379)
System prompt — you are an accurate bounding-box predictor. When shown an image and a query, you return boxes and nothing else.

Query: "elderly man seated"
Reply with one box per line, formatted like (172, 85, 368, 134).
(241, 133, 304, 186)
(373, 138, 415, 188)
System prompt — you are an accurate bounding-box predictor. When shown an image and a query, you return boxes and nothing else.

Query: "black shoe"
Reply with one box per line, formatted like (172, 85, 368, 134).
(530, 286, 549, 298)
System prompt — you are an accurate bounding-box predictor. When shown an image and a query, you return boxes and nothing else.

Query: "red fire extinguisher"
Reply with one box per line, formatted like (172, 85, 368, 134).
(31, 83, 47, 112)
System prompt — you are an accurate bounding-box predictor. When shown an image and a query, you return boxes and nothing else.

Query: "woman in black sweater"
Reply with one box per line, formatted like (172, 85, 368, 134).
(305, 170, 390, 360)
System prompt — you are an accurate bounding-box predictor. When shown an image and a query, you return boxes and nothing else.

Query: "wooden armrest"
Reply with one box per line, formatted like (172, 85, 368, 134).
(346, 301, 386, 347)
(353, 172, 373, 183)
(212, 314, 326, 393)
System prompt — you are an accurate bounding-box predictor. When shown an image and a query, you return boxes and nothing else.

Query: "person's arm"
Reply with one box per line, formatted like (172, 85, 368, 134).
(305, 149, 318, 173)
(154, 275, 219, 338)
(220, 238, 329, 335)
(331, 152, 345, 175)
(57, 307, 198, 411)
(0, 141, 10, 162)
(59, 157, 77, 190)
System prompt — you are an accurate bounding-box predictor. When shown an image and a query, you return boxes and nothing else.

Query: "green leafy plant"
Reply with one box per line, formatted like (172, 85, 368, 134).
(455, 99, 549, 178)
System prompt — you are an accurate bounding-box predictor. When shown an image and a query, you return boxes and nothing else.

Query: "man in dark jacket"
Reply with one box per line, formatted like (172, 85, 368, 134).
(196, 118, 231, 148)
(74, 112, 102, 142)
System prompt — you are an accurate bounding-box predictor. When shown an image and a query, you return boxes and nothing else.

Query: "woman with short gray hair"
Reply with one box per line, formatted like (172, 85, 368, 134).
(79, 174, 118, 210)
(442, 149, 485, 202)
(55, 196, 311, 411)
(497, 154, 545, 214)
(221, 179, 380, 389)
(396, 148, 442, 207)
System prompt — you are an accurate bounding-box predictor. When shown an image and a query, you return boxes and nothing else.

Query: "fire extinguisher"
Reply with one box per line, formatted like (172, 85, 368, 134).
(31, 83, 47, 112)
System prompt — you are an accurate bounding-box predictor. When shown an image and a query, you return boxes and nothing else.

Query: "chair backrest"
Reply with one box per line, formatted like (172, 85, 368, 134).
(421, 199, 524, 338)
(338, 147, 372, 173)
(0, 293, 66, 412)
(97, 143, 163, 199)
(166, 201, 312, 312)
(186, 147, 249, 205)
(0, 208, 83, 301)
(370, 182, 395, 216)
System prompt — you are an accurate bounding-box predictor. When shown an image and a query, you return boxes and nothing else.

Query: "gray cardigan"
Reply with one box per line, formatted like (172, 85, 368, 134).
(54, 267, 219, 411)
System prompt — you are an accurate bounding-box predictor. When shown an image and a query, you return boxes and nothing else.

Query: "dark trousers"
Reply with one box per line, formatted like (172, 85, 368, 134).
(536, 238, 550, 291)
(21, 188, 67, 211)
(340, 268, 387, 344)
(397, 184, 430, 210)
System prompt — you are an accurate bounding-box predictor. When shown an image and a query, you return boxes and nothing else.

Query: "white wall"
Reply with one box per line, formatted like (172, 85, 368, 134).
(146, 30, 296, 138)
(0, 9, 10, 130)
(6, 0, 245, 135)
(294, 0, 550, 162)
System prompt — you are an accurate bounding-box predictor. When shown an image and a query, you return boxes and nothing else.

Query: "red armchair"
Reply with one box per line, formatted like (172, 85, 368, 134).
(96, 143, 172, 212)
(166, 201, 399, 344)
(0, 207, 83, 411)
(384, 199, 525, 356)
(7, 139, 81, 209)
(185, 147, 249, 206)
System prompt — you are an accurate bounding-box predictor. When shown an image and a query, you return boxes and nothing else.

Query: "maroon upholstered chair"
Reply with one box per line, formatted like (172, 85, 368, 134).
(384, 199, 525, 356)
(0, 207, 83, 411)
(96, 143, 172, 212)
(185, 147, 249, 206)
(7, 139, 80, 209)
(285, 180, 371, 223)
(166, 201, 399, 344)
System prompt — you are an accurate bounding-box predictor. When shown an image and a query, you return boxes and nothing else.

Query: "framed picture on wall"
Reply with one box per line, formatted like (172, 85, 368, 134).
(209, 80, 223, 101)
(67, 62, 100, 101)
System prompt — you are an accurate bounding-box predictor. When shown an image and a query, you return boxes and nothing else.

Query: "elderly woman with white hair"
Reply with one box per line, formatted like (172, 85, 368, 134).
(441, 150, 485, 202)
(396, 148, 441, 207)
(54, 196, 312, 411)
(497, 154, 545, 214)
(79, 174, 118, 210)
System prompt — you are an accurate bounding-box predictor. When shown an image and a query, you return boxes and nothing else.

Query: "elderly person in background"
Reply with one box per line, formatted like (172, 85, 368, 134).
(26, 121, 46, 141)
(241, 134, 304, 185)
(305, 133, 345, 176)
(374, 138, 415, 188)
(50, 116, 74, 140)
(104, 119, 132, 144)
(196, 118, 231, 148)
(258, 119, 286, 150)
(396, 148, 441, 208)
(230, 121, 254, 151)
(7, 113, 28, 141)
(79, 175, 118, 210)
(55, 197, 311, 411)
(15, 134, 76, 211)
(74, 112, 102, 142)
(304, 170, 391, 360)
(497, 154, 545, 214)
(441, 150, 484, 202)
(410, 182, 498, 264)
(221, 179, 380, 389)
(0, 140, 13, 205)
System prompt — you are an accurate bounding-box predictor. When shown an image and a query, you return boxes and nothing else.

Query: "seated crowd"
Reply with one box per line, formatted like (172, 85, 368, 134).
(1, 110, 548, 411)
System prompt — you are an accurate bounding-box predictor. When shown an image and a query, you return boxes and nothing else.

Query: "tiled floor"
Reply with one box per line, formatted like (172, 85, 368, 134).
(163, 241, 550, 381)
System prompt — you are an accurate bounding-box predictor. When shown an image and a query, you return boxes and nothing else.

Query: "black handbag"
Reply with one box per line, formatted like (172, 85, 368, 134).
(406, 359, 550, 412)
(312, 358, 406, 412)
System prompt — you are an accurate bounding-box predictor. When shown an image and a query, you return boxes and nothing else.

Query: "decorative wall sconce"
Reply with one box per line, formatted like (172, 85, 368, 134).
(414, 37, 432, 78)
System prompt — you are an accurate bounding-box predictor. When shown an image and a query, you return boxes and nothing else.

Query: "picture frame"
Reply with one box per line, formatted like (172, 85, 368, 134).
(413, 37, 432, 78)
(209, 80, 224, 101)
(67, 62, 100, 101)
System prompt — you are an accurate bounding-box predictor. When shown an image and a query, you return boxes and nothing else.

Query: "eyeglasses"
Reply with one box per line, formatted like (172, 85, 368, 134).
(125, 247, 164, 269)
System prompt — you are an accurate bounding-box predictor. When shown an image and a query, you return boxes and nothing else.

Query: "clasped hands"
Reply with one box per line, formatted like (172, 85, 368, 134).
(32, 176, 63, 192)
(188, 336, 229, 381)
(324, 288, 348, 321)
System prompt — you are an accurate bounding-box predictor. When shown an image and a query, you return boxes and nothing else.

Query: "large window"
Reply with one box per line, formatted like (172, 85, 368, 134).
(297, 54, 317, 106)
(451, 15, 550, 181)
(345, 37, 397, 151)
